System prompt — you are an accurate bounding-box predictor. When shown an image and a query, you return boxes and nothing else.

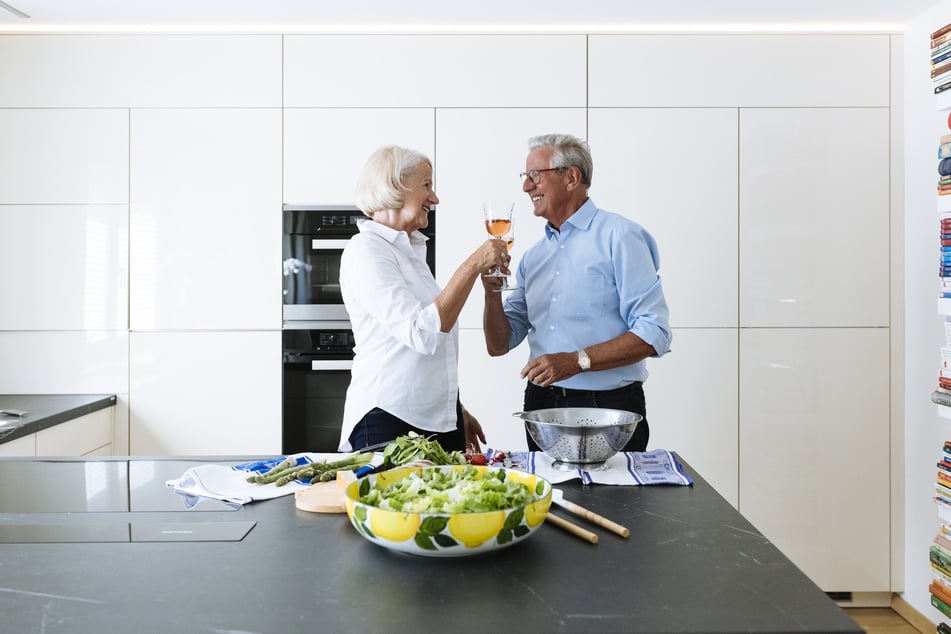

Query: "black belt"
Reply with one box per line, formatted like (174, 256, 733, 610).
(528, 382, 641, 398)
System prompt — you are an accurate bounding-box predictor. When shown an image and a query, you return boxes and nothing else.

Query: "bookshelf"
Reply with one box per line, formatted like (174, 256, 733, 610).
(936, 20, 951, 624)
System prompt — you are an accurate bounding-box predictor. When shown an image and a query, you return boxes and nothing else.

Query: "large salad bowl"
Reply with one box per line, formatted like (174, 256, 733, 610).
(343, 464, 552, 557)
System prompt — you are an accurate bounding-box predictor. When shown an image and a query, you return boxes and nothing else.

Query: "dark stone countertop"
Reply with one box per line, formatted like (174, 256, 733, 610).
(0, 394, 117, 445)
(0, 454, 863, 634)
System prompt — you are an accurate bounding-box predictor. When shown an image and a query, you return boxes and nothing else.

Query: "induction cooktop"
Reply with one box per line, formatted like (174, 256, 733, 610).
(0, 521, 256, 543)
(0, 459, 243, 513)
(0, 459, 256, 542)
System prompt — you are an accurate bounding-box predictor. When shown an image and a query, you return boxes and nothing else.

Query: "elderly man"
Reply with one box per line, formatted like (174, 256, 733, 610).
(482, 133, 672, 452)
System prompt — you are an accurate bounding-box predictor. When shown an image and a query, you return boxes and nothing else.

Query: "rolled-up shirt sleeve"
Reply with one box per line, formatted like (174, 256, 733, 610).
(617, 227, 672, 358)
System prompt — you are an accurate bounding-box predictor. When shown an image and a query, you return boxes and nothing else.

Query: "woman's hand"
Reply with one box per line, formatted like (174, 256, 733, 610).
(462, 407, 487, 454)
(472, 239, 510, 276)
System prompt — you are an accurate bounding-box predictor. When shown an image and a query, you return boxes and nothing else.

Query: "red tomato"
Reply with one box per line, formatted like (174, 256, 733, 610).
(469, 454, 487, 466)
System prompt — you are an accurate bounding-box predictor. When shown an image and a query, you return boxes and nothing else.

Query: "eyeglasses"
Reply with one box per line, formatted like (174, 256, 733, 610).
(519, 167, 567, 184)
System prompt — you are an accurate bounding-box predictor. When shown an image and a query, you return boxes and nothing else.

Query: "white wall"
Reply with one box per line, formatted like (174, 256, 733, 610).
(906, 2, 951, 624)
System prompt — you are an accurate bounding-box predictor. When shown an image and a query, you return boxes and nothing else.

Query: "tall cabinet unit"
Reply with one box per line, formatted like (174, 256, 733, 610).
(125, 36, 284, 456)
(589, 34, 893, 594)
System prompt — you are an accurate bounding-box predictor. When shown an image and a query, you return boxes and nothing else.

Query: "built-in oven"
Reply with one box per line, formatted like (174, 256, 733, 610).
(282, 205, 435, 321)
(281, 204, 436, 453)
(282, 324, 355, 454)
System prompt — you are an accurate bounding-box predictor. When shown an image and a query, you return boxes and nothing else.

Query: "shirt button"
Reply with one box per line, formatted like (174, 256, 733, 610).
(555, 271, 561, 276)
(549, 325, 555, 331)
(552, 297, 557, 302)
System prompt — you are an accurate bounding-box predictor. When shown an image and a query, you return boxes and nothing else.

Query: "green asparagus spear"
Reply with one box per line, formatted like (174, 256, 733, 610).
(249, 453, 371, 486)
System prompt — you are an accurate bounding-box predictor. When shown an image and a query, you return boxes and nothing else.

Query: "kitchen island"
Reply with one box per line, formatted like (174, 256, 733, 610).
(0, 454, 861, 634)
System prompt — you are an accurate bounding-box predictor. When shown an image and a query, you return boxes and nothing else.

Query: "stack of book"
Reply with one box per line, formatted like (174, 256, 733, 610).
(935, 22, 951, 94)
(936, 321, 951, 406)
(941, 132, 951, 197)
(935, 470, 951, 620)
(938, 211, 951, 297)
(932, 530, 951, 619)
(942, 213, 951, 299)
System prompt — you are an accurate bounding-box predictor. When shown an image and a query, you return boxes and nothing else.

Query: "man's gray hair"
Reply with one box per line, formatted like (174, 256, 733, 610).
(528, 133, 593, 187)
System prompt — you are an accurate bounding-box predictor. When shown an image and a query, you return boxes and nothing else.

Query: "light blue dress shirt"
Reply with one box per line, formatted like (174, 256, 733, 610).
(502, 198, 672, 390)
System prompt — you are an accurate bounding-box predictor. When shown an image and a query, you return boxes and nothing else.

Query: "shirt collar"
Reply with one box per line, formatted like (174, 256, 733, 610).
(544, 198, 597, 239)
(358, 218, 429, 247)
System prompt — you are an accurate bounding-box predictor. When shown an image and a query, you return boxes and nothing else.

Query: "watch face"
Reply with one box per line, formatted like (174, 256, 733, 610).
(578, 350, 591, 370)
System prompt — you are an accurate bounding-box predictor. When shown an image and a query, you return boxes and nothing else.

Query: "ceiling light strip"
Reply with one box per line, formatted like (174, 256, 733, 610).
(0, 22, 905, 35)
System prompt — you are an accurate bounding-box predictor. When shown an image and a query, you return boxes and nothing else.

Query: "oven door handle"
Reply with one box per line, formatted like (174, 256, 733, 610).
(310, 360, 353, 371)
(311, 239, 351, 251)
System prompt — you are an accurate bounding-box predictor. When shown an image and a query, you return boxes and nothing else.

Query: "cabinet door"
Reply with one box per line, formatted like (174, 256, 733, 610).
(0, 205, 128, 330)
(589, 35, 889, 107)
(647, 328, 739, 507)
(130, 331, 281, 455)
(434, 108, 587, 329)
(458, 330, 532, 452)
(285, 35, 586, 108)
(130, 109, 283, 330)
(0, 434, 35, 457)
(0, 109, 128, 204)
(36, 408, 114, 456)
(284, 108, 435, 204)
(590, 108, 739, 328)
(0, 331, 129, 394)
(0, 35, 282, 108)
(739, 108, 890, 328)
(739, 328, 890, 591)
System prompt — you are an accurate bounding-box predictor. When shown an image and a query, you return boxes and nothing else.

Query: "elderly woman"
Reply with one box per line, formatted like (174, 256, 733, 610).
(338, 145, 508, 453)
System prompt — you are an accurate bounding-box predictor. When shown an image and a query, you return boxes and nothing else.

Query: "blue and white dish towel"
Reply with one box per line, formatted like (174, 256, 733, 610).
(166, 449, 691, 506)
(166, 453, 342, 506)
(487, 448, 693, 486)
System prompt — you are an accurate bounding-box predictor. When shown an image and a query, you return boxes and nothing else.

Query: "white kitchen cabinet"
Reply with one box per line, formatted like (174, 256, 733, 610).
(0, 331, 129, 395)
(0, 435, 35, 457)
(283, 108, 436, 204)
(0, 205, 128, 331)
(0, 109, 128, 205)
(458, 329, 532, 452)
(739, 108, 890, 328)
(433, 108, 587, 329)
(36, 407, 114, 456)
(589, 108, 739, 328)
(739, 327, 890, 591)
(129, 331, 281, 455)
(0, 35, 282, 108)
(130, 108, 283, 331)
(0, 407, 115, 457)
(647, 328, 739, 508)
(284, 35, 586, 108)
(589, 34, 889, 107)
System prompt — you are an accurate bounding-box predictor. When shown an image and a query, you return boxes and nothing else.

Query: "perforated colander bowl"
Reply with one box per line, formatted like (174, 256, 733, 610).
(513, 407, 643, 471)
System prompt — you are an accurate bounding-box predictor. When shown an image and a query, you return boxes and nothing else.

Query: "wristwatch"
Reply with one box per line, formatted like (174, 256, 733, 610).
(577, 348, 591, 372)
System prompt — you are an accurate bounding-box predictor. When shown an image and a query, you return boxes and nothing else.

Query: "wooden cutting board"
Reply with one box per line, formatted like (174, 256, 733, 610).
(294, 470, 357, 514)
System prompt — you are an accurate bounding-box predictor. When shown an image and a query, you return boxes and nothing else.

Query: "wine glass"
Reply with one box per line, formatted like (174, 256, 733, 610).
(482, 200, 513, 280)
(495, 226, 516, 292)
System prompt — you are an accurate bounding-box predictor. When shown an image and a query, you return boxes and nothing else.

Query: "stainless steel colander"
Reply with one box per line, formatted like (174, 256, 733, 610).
(512, 407, 642, 471)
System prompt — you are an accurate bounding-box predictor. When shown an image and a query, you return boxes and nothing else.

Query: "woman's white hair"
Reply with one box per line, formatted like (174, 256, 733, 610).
(354, 145, 432, 217)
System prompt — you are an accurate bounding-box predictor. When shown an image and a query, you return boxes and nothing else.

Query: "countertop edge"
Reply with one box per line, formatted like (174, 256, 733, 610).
(0, 394, 117, 444)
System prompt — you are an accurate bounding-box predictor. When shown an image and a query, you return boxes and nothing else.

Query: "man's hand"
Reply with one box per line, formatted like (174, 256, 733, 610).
(521, 352, 581, 387)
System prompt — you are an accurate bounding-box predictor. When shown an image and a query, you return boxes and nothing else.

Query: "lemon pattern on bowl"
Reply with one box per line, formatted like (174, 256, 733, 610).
(345, 466, 552, 557)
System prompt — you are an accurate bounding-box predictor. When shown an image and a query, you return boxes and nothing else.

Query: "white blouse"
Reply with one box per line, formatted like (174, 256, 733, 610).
(337, 220, 459, 451)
